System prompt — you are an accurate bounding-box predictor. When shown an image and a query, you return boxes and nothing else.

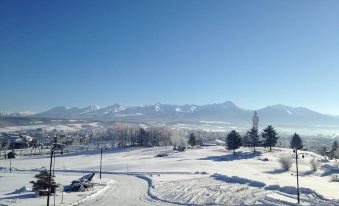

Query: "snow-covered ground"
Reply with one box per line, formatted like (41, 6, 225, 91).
(0, 146, 338, 205)
(0, 172, 112, 206)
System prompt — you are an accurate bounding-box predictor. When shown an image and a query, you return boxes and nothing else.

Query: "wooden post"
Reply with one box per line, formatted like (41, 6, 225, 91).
(100, 148, 103, 179)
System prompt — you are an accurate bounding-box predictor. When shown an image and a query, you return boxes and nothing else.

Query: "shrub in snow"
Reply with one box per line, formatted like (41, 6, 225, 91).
(331, 174, 339, 182)
(309, 158, 320, 172)
(278, 156, 293, 171)
(195, 171, 208, 174)
(155, 152, 169, 157)
(177, 146, 186, 152)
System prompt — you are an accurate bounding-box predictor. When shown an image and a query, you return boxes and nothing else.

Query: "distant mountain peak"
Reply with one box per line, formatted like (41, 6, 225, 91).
(14, 101, 339, 126)
(222, 100, 236, 105)
(80, 105, 100, 114)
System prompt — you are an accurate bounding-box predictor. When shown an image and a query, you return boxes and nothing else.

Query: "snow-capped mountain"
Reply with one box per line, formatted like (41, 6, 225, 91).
(79, 105, 100, 114)
(0, 111, 35, 117)
(257, 104, 339, 125)
(8, 101, 339, 126)
(0, 111, 10, 116)
(27, 101, 339, 125)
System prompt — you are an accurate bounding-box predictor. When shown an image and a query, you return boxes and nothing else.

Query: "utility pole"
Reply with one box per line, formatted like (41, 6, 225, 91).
(295, 149, 300, 204)
(47, 136, 58, 206)
(47, 147, 54, 206)
(293, 149, 304, 204)
(100, 147, 103, 179)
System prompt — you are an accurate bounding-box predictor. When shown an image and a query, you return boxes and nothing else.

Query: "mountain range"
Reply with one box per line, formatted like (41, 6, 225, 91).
(2, 101, 339, 126)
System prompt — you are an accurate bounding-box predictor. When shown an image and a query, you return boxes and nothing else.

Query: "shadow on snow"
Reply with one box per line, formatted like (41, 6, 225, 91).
(0, 193, 35, 200)
(199, 151, 261, 162)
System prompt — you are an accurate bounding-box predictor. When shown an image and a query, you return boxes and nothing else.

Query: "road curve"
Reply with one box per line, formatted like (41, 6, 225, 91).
(80, 174, 170, 206)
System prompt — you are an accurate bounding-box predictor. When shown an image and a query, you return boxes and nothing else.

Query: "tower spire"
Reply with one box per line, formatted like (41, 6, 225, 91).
(252, 111, 259, 131)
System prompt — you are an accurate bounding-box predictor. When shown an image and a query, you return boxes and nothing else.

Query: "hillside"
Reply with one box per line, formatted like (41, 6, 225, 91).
(0, 146, 338, 205)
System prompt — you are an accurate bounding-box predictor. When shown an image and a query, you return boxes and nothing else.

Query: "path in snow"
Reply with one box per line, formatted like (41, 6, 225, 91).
(80, 174, 171, 206)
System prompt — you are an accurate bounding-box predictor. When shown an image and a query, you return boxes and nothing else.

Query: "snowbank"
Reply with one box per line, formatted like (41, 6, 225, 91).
(68, 179, 114, 206)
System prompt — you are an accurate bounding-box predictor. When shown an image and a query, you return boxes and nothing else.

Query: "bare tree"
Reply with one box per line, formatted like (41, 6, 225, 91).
(309, 158, 319, 171)
(278, 156, 293, 171)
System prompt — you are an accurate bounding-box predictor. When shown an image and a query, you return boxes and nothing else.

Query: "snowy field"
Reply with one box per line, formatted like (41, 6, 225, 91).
(0, 146, 338, 205)
(0, 172, 112, 206)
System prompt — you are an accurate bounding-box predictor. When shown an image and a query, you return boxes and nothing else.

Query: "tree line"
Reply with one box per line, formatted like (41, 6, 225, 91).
(225, 125, 339, 159)
(226, 125, 279, 154)
(104, 123, 173, 147)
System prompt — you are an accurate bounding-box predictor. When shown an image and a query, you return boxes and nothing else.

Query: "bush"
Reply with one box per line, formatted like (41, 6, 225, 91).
(278, 156, 293, 171)
(309, 158, 319, 172)
(331, 174, 339, 182)
(260, 157, 269, 162)
(155, 152, 168, 157)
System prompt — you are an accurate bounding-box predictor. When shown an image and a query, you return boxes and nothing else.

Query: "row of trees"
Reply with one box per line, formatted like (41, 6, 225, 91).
(225, 126, 310, 154)
(227, 125, 279, 154)
(105, 124, 173, 147)
(226, 126, 339, 160)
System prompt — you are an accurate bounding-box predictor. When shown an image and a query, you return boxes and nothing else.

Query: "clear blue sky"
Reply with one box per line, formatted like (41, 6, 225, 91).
(1, 0, 339, 114)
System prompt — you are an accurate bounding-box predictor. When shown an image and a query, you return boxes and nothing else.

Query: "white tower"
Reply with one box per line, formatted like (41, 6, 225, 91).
(252, 111, 259, 131)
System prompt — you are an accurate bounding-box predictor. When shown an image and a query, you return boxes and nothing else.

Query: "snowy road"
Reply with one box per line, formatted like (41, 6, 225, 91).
(80, 175, 170, 206)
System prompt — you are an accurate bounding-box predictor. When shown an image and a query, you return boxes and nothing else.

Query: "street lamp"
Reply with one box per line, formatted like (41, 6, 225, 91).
(7, 151, 15, 173)
(47, 136, 60, 206)
(293, 149, 305, 204)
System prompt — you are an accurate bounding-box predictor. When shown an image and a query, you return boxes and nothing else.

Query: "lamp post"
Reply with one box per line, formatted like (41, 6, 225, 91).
(47, 136, 58, 206)
(293, 149, 305, 204)
(7, 152, 15, 173)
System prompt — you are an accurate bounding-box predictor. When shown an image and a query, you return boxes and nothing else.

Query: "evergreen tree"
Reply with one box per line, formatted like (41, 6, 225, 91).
(261, 125, 279, 152)
(138, 128, 148, 147)
(242, 133, 250, 147)
(332, 141, 338, 152)
(30, 169, 54, 191)
(330, 141, 338, 159)
(290, 133, 303, 150)
(248, 127, 259, 152)
(188, 133, 197, 146)
(226, 130, 242, 154)
(196, 136, 204, 146)
(319, 146, 328, 157)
